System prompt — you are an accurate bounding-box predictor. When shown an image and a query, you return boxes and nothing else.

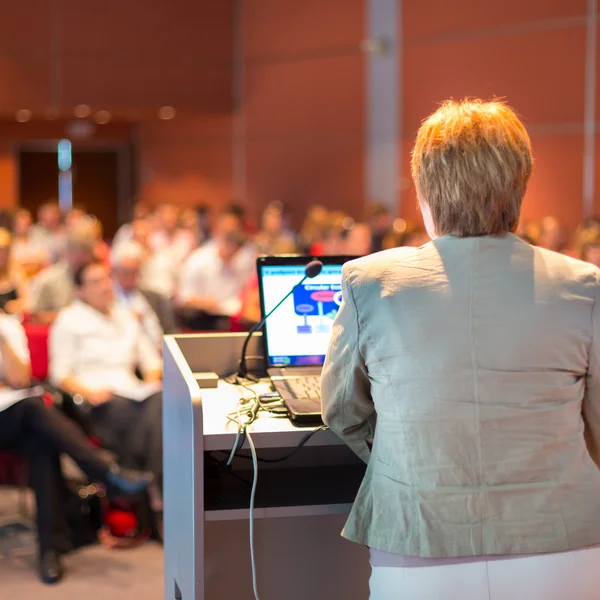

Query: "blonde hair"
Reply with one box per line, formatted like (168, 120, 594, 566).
(577, 228, 600, 261)
(411, 99, 533, 237)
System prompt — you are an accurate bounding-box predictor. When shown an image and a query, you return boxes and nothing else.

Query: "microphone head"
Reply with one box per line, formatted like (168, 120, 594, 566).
(305, 260, 323, 278)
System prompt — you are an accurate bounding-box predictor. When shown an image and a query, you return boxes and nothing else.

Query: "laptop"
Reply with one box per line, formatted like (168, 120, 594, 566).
(257, 255, 357, 425)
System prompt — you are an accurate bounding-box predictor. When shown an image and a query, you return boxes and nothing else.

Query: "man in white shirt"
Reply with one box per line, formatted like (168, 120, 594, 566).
(29, 229, 96, 324)
(111, 241, 177, 348)
(148, 203, 195, 266)
(29, 201, 66, 264)
(178, 230, 255, 330)
(0, 312, 151, 583)
(49, 261, 163, 490)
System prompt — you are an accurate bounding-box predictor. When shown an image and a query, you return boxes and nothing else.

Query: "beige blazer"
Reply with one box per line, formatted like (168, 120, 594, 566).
(321, 234, 600, 557)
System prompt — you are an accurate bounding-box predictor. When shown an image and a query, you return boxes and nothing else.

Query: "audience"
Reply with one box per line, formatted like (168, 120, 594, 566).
(0, 228, 29, 314)
(148, 203, 195, 266)
(178, 229, 254, 330)
(112, 241, 178, 347)
(29, 229, 95, 323)
(0, 310, 152, 583)
(368, 203, 393, 253)
(254, 203, 297, 255)
(537, 215, 568, 253)
(49, 261, 164, 500)
(344, 222, 372, 255)
(6, 194, 600, 587)
(12, 208, 47, 275)
(29, 201, 65, 264)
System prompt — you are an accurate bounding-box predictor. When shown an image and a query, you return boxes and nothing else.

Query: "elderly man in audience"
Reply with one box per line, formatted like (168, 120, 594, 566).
(112, 241, 178, 347)
(29, 201, 66, 264)
(148, 203, 195, 266)
(49, 261, 164, 501)
(537, 215, 568, 253)
(178, 229, 255, 330)
(29, 229, 95, 323)
(0, 310, 152, 584)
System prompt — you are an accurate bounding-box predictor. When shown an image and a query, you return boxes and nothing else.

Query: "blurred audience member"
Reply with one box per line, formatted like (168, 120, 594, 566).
(12, 208, 46, 276)
(537, 216, 568, 253)
(403, 228, 430, 247)
(77, 216, 110, 265)
(323, 211, 353, 255)
(0, 209, 14, 232)
(300, 205, 329, 253)
(112, 201, 151, 248)
(345, 222, 372, 256)
(30, 201, 65, 263)
(0, 310, 152, 584)
(196, 204, 212, 241)
(368, 202, 393, 253)
(254, 203, 297, 255)
(112, 242, 178, 346)
(64, 204, 87, 230)
(149, 203, 194, 265)
(178, 230, 255, 330)
(578, 228, 600, 268)
(119, 216, 178, 299)
(515, 220, 538, 245)
(180, 208, 204, 251)
(381, 220, 429, 250)
(49, 261, 163, 492)
(29, 230, 95, 323)
(0, 228, 28, 314)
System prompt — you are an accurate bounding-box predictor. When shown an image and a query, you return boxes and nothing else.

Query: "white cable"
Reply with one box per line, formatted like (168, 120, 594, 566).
(225, 428, 241, 467)
(246, 427, 260, 600)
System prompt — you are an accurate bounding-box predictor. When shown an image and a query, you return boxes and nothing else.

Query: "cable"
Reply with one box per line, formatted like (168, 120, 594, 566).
(228, 425, 329, 464)
(246, 428, 260, 600)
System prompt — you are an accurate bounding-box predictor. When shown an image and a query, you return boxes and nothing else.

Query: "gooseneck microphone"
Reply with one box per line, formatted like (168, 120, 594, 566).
(238, 259, 323, 379)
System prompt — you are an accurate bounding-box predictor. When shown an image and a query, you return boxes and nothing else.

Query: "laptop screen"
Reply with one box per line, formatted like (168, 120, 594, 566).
(259, 261, 347, 367)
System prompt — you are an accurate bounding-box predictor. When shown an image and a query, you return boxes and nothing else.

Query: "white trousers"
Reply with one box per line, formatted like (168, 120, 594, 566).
(369, 546, 600, 600)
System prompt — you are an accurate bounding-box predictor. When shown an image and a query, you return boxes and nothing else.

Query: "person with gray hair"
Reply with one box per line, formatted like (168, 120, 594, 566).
(112, 241, 177, 346)
(29, 229, 95, 324)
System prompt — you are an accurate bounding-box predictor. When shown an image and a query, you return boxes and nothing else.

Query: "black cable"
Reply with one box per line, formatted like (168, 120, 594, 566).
(220, 425, 329, 464)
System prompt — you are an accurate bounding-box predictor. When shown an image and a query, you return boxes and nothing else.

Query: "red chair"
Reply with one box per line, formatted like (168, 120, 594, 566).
(22, 321, 50, 381)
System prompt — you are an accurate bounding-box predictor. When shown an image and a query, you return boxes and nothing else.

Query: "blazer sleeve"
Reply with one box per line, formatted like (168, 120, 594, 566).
(321, 265, 375, 464)
(585, 270, 600, 466)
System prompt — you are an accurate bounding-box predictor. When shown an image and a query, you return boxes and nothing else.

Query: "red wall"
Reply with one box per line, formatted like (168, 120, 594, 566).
(240, 0, 366, 225)
(0, 0, 595, 234)
(401, 0, 590, 232)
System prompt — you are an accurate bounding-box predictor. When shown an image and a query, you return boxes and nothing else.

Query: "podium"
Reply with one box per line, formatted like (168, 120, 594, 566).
(163, 333, 370, 600)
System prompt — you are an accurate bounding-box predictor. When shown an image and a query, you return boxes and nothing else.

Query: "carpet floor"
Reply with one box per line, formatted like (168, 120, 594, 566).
(0, 487, 164, 600)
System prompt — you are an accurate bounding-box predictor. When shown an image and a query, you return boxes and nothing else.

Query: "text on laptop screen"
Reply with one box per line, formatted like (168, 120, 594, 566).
(261, 264, 344, 366)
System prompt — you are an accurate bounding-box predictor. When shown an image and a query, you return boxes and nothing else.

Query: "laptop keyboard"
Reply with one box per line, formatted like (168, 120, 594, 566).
(273, 375, 322, 400)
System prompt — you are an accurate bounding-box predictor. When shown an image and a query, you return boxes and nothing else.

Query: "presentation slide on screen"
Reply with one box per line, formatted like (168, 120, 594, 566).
(262, 266, 344, 364)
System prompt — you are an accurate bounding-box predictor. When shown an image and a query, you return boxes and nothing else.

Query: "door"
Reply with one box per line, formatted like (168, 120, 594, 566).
(19, 145, 132, 239)
(71, 150, 119, 238)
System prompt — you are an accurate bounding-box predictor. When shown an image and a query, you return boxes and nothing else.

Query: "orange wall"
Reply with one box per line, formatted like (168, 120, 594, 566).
(138, 115, 234, 208)
(400, 0, 591, 233)
(0, 0, 595, 233)
(240, 0, 366, 225)
(0, 1, 233, 115)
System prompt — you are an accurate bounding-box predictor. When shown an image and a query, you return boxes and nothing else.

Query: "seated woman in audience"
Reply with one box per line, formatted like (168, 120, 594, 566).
(578, 228, 600, 268)
(344, 222, 372, 256)
(323, 211, 354, 255)
(254, 202, 297, 255)
(299, 204, 330, 254)
(0, 311, 152, 584)
(0, 228, 29, 314)
(11, 209, 47, 277)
